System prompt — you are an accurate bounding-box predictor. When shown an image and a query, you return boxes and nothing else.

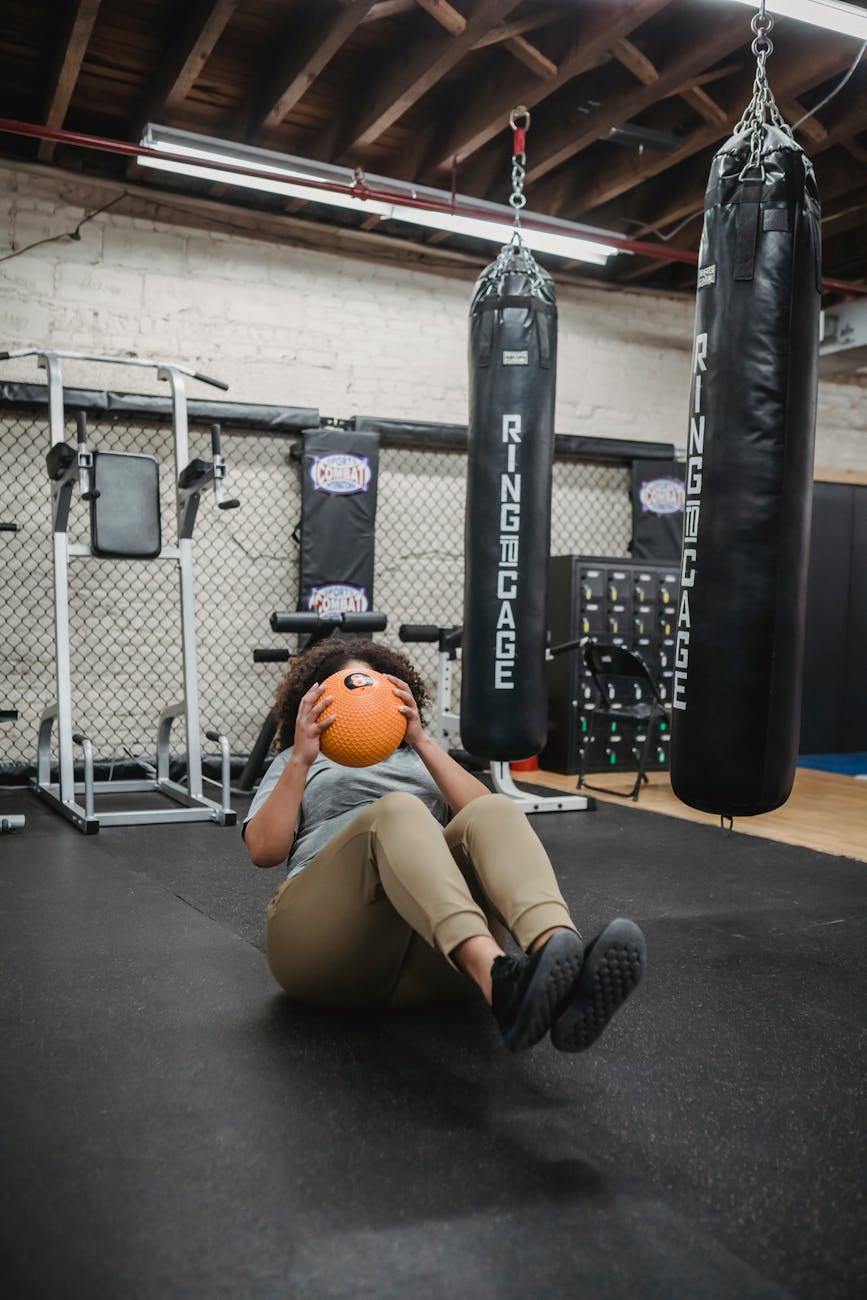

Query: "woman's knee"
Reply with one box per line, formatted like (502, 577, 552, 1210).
(463, 792, 523, 825)
(370, 790, 433, 825)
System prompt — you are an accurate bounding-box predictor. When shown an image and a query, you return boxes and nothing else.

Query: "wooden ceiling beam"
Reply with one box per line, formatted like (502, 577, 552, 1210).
(660, 61, 742, 99)
(250, 0, 378, 138)
(570, 39, 858, 217)
(610, 37, 658, 86)
(843, 138, 867, 166)
(612, 39, 727, 130)
(38, 0, 103, 162)
(131, 0, 236, 140)
(781, 98, 828, 145)
(681, 86, 728, 125)
(414, 0, 466, 35)
(821, 183, 867, 238)
(473, 11, 562, 49)
(363, 0, 416, 18)
(524, 18, 746, 185)
(503, 34, 558, 80)
(819, 77, 867, 146)
(429, 0, 672, 172)
(336, 0, 521, 155)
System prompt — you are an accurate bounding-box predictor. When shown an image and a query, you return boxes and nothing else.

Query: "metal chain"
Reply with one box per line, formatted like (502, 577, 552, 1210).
(509, 152, 527, 223)
(508, 105, 530, 230)
(488, 105, 544, 284)
(734, 5, 793, 174)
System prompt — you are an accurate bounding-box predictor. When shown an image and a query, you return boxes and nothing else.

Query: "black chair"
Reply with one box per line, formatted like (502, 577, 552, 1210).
(577, 640, 670, 801)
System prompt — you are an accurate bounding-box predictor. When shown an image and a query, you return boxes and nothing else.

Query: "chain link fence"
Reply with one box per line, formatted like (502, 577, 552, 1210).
(1, 398, 632, 776)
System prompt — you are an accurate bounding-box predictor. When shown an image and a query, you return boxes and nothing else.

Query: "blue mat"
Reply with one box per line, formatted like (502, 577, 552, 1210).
(798, 752, 867, 775)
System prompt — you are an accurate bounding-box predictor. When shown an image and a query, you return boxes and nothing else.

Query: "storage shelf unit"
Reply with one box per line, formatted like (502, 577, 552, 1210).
(543, 554, 680, 776)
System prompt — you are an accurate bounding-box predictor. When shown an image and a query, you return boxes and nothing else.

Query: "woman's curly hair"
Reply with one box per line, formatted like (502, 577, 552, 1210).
(273, 637, 431, 753)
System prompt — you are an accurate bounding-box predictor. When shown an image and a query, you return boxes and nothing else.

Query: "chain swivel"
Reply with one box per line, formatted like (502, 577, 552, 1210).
(734, 3, 792, 179)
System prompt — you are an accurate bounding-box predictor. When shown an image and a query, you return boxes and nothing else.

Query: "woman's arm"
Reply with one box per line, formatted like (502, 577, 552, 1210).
(244, 755, 309, 867)
(244, 681, 334, 868)
(412, 733, 490, 815)
(387, 674, 490, 815)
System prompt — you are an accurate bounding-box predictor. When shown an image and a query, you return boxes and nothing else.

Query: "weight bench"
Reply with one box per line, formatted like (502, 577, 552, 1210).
(236, 609, 389, 792)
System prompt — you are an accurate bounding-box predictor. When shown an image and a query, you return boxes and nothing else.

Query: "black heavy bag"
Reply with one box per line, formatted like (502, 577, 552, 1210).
(670, 123, 821, 817)
(460, 243, 557, 760)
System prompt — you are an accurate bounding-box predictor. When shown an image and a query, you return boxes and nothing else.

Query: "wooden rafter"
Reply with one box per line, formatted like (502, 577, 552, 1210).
(503, 35, 558, 80)
(611, 37, 727, 127)
(473, 11, 562, 49)
(250, 0, 378, 138)
(134, 0, 237, 133)
(414, 0, 465, 36)
(822, 183, 867, 238)
(610, 37, 657, 87)
(662, 62, 743, 97)
(336, 0, 521, 155)
(38, 0, 102, 162)
(363, 0, 416, 18)
(524, 19, 746, 185)
(429, 0, 672, 172)
(782, 98, 828, 146)
(681, 86, 728, 125)
(569, 39, 859, 218)
(842, 138, 867, 166)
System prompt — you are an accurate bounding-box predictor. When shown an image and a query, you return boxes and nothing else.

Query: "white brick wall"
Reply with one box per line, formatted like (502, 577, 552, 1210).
(1, 163, 865, 466)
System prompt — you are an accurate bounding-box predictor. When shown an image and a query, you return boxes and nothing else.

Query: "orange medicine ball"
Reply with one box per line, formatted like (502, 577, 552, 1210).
(317, 667, 407, 768)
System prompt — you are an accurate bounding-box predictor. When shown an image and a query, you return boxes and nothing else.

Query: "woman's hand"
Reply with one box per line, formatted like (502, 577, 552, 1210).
(387, 674, 426, 750)
(293, 681, 335, 767)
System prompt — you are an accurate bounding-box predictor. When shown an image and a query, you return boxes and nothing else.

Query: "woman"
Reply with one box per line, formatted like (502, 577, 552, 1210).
(244, 637, 646, 1053)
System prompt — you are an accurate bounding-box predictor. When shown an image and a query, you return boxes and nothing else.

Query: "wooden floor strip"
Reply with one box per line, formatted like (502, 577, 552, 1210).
(520, 765, 867, 863)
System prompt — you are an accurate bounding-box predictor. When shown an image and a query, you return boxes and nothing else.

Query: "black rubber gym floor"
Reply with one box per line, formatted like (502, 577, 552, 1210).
(1, 786, 864, 1300)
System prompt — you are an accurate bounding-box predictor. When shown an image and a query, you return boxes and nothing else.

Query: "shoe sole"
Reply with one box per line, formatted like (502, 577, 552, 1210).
(550, 918, 646, 1053)
(502, 929, 585, 1053)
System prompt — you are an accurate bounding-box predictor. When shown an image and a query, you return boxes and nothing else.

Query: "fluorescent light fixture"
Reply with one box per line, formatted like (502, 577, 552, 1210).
(137, 125, 621, 266)
(725, 0, 867, 40)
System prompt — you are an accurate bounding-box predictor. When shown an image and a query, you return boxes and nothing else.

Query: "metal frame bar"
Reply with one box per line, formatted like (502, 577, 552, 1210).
(489, 762, 592, 814)
(432, 648, 461, 751)
(11, 349, 237, 833)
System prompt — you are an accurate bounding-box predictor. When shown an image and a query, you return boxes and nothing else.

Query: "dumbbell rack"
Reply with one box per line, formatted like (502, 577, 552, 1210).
(543, 555, 681, 776)
(0, 349, 238, 833)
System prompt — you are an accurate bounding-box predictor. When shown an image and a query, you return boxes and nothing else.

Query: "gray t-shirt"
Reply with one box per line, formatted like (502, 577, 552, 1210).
(243, 744, 448, 878)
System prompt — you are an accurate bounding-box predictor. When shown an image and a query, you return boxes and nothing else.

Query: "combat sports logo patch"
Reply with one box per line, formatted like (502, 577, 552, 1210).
(308, 454, 372, 495)
(639, 477, 685, 516)
(307, 584, 369, 614)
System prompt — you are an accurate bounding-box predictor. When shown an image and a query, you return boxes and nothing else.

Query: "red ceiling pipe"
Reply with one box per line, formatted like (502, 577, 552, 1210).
(0, 117, 863, 295)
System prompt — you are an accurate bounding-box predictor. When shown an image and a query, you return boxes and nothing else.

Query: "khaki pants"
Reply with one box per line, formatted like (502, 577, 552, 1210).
(265, 791, 577, 1008)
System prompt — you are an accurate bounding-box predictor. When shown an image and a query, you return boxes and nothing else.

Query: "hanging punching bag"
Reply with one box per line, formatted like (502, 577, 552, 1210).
(460, 236, 557, 761)
(670, 23, 821, 818)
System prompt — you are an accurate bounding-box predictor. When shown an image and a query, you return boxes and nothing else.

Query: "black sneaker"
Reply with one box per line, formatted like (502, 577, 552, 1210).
(491, 928, 584, 1052)
(550, 918, 646, 1053)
